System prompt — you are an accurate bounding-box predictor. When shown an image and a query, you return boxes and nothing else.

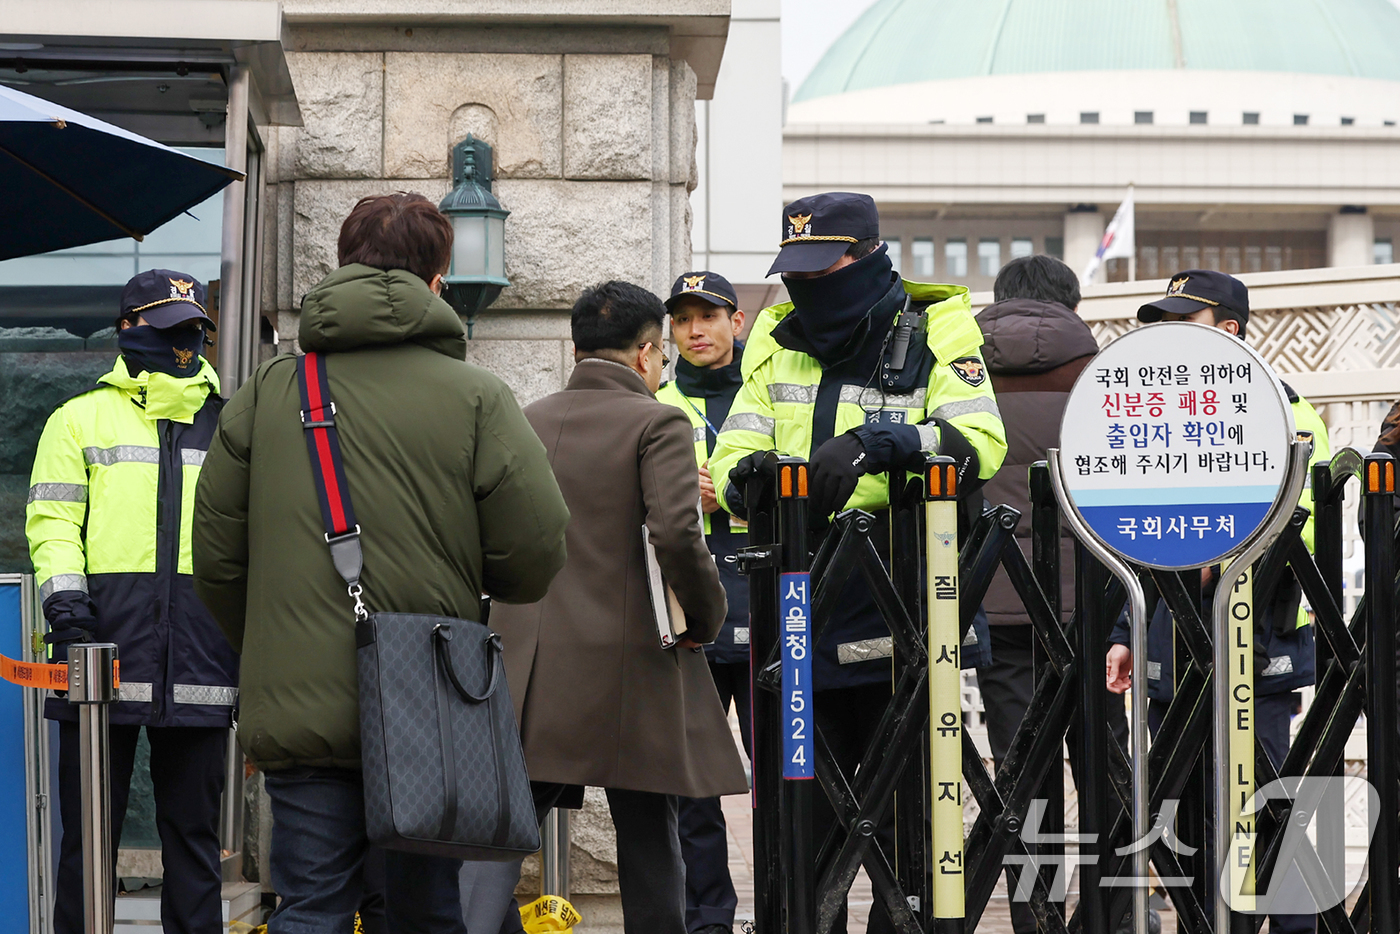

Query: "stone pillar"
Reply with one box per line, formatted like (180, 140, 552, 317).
(264, 25, 705, 408)
(1328, 207, 1374, 268)
(255, 17, 726, 930)
(1064, 207, 1105, 283)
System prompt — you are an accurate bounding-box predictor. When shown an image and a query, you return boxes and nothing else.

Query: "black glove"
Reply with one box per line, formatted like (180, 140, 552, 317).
(725, 452, 771, 519)
(809, 432, 868, 518)
(43, 625, 93, 663)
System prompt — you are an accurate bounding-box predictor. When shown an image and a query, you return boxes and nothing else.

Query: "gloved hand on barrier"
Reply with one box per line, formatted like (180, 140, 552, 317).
(809, 431, 870, 518)
(724, 451, 771, 519)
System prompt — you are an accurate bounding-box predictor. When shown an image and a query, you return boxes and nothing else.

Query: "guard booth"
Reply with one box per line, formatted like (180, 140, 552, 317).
(0, 2, 300, 929)
(740, 321, 1399, 934)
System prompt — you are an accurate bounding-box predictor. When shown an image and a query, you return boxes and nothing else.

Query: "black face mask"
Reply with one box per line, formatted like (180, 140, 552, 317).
(118, 324, 204, 378)
(781, 244, 896, 364)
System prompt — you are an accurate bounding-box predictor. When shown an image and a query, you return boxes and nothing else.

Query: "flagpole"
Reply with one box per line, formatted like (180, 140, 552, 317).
(1127, 183, 1136, 281)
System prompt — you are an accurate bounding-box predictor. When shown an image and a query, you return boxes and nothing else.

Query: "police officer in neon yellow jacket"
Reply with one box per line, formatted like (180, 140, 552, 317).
(655, 270, 751, 934)
(1103, 269, 1327, 934)
(26, 270, 235, 934)
(710, 193, 1006, 934)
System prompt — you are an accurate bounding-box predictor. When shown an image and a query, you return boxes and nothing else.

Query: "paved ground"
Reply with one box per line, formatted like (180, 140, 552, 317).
(720, 793, 1184, 934)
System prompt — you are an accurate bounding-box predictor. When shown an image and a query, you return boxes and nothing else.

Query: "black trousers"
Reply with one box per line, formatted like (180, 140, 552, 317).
(500, 783, 686, 934)
(55, 722, 226, 934)
(976, 624, 1130, 934)
(678, 659, 753, 933)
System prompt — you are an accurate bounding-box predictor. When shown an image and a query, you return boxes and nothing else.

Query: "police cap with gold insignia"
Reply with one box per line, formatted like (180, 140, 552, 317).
(120, 268, 216, 330)
(665, 270, 738, 313)
(767, 191, 881, 276)
(1137, 268, 1248, 333)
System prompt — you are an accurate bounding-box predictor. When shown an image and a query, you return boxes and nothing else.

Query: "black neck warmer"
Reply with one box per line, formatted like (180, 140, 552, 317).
(675, 342, 744, 398)
(778, 243, 898, 367)
(118, 324, 204, 378)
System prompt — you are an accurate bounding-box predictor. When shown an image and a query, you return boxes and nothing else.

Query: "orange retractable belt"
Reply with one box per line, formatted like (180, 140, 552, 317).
(0, 653, 119, 691)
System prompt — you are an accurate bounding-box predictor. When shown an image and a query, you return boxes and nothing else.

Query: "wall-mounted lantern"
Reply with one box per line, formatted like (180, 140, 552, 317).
(437, 135, 509, 338)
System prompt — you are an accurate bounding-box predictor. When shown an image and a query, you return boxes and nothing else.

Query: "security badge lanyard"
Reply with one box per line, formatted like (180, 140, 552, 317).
(680, 393, 721, 440)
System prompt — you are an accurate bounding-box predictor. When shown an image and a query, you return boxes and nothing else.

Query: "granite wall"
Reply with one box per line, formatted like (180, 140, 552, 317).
(261, 24, 701, 408)
(246, 22, 710, 928)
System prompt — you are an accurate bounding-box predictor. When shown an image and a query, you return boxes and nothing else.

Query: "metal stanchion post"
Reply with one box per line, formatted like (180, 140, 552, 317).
(1029, 463, 1066, 925)
(1312, 460, 1346, 897)
(775, 458, 813, 934)
(1074, 543, 1111, 934)
(1363, 453, 1397, 934)
(1048, 451, 1148, 934)
(68, 642, 118, 934)
(541, 807, 571, 900)
(1222, 565, 1257, 929)
(743, 461, 783, 934)
(925, 456, 964, 934)
(891, 471, 931, 922)
(1211, 436, 1310, 934)
(1177, 568, 1209, 915)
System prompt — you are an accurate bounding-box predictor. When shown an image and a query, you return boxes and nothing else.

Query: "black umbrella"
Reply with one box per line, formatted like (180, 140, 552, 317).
(0, 83, 242, 262)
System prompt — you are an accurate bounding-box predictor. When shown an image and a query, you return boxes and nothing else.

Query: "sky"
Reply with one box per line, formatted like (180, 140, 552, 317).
(780, 0, 881, 96)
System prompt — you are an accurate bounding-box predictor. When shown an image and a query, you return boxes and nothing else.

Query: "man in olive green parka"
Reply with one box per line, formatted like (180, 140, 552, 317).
(192, 193, 570, 934)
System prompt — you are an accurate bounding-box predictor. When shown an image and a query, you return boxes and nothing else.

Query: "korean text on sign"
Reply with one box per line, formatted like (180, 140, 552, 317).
(780, 572, 813, 780)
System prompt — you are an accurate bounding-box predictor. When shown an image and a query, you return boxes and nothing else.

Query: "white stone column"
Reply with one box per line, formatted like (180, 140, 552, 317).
(1328, 209, 1374, 267)
(1064, 209, 1105, 283)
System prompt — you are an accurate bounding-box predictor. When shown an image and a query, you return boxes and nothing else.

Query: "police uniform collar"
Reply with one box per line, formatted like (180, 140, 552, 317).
(675, 343, 744, 398)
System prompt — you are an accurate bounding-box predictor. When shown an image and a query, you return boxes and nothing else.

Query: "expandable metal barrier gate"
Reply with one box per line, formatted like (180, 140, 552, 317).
(737, 448, 1399, 934)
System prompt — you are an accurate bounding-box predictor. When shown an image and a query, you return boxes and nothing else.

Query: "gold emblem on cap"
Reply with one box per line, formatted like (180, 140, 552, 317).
(169, 278, 195, 299)
(1162, 275, 1218, 307)
(683, 275, 706, 291)
(788, 213, 812, 237)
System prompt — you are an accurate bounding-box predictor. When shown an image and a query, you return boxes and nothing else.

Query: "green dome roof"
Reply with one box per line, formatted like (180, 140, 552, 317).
(794, 0, 1400, 103)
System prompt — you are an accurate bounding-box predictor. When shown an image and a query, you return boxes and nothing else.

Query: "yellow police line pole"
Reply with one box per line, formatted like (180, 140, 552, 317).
(1211, 434, 1311, 934)
(925, 456, 964, 934)
(1224, 568, 1255, 920)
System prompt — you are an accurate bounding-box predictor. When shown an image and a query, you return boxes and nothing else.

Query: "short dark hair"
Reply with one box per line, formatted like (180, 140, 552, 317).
(993, 254, 1081, 309)
(1213, 307, 1248, 339)
(845, 238, 881, 260)
(337, 192, 453, 286)
(572, 280, 665, 353)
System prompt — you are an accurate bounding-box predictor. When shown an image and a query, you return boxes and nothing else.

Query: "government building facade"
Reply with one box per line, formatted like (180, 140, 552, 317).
(784, 0, 1400, 291)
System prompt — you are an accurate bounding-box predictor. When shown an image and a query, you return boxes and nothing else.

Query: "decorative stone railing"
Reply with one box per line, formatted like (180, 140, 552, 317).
(975, 263, 1400, 405)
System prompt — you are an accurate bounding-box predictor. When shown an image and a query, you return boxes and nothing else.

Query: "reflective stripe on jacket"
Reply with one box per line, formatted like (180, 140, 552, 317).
(26, 356, 238, 726)
(711, 279, 1007, 516)
(709, 279, 1008, 689)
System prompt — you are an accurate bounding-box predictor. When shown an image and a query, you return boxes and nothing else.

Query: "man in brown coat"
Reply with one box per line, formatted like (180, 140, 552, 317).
(491, 280, 748, 934)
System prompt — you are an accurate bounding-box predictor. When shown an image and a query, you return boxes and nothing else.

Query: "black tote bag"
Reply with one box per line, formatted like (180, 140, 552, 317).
(297, 352, 540, 860)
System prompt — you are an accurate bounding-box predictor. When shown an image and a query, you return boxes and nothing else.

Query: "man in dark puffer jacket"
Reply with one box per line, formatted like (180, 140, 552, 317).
(975, 255, 1135, 934)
